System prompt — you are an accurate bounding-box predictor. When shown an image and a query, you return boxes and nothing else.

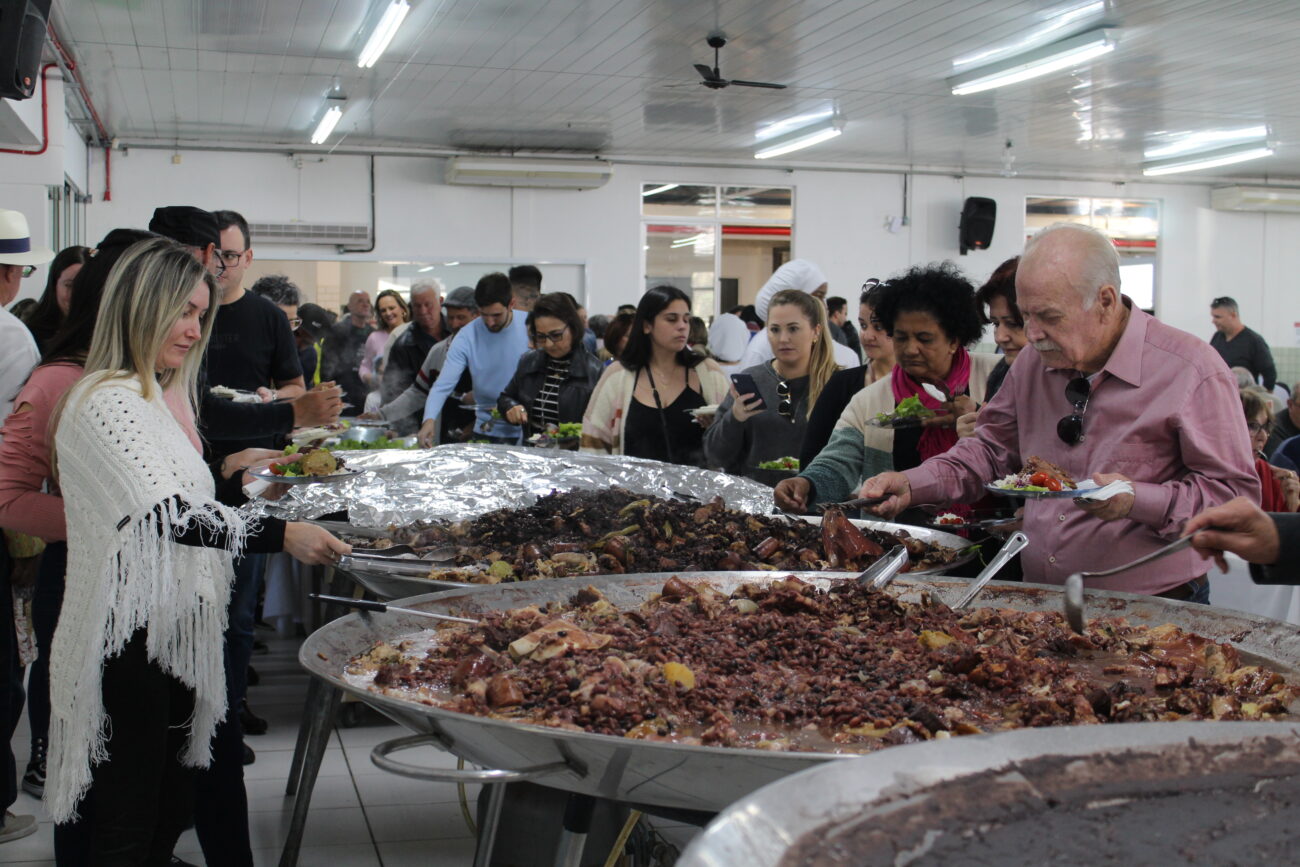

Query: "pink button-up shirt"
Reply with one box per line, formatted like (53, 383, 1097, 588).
(904, 304, 1260, 595)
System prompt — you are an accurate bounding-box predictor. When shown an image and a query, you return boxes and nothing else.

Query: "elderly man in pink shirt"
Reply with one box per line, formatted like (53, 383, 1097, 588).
(863, 222, 1259, 601)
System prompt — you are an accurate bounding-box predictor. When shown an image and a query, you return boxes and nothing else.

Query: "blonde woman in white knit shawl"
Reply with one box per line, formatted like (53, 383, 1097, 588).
(48, 237, 349, 861)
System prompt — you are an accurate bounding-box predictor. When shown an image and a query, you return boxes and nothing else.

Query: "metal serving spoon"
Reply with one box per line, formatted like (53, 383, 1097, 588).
(1064, 574, 1086, 634)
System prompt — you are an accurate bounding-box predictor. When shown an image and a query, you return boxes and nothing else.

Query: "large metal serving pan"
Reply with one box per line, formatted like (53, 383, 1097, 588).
(300, 571, 1300, 814)
(677, 721, 1300, 866)
(331, 516, 977, 601)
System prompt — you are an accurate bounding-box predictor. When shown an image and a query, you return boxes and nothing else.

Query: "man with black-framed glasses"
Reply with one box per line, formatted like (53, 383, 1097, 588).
(861, 222, 1259, 603)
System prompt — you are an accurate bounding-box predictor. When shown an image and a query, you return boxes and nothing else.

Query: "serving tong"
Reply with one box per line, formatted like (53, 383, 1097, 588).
(855, 545, 909, 590)
(812, 495, 889, 512)
(951, 531, 1030, 611)
(311, 593, 479, 625)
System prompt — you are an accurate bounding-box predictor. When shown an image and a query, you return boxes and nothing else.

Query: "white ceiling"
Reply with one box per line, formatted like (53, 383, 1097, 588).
(51, 0, 1300, 181)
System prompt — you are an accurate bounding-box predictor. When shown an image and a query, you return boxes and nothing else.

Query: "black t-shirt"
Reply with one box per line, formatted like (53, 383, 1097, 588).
(204, 291, 302, 452)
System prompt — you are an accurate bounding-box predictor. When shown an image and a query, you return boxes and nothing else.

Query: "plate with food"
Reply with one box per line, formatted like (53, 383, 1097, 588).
(209, 385, 262, 404)
(868, 395, 946, 428)
(925, 511, 1021, 531)
(757, 456, 800, 472)
(527, 422, 582, 448)
(248, 447, 365, 485)
(985, 456, 1098, 498)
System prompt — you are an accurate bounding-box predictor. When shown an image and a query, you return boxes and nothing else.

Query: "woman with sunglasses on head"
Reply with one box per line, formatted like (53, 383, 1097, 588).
(21, 245, 91, 354)
(43, 237, 349, 863)
(799, 281, 896, 467)
(775, 263, 999, 514)
(499, 293, 604, 441)
(705, 289, 839, 479)
(582, 285, 729, 465)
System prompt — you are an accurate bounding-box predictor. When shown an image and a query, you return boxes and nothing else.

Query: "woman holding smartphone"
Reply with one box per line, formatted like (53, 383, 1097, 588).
(582, 285, 729, 466)
(705, 289, 839, 479)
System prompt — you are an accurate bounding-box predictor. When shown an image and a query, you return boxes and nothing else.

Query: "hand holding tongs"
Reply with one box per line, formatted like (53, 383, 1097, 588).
(813, 495, 889, 512)
(311, 593, 478, 625)
(952, 531, 1030, 610)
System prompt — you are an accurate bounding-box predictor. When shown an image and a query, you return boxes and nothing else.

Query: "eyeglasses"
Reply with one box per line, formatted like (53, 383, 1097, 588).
(1057, 376, 1091, 445)
(776, 379, 794, 420)
(287, 317, 303, 331)
(532, 326, 568, 346)
(218, 249, 246, 266)
(21, 265, 36, 278)
(1247, 420, 1272, 435)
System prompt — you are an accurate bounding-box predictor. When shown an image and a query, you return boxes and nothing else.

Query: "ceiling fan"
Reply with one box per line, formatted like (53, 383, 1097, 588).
(693, 34, 787, 90)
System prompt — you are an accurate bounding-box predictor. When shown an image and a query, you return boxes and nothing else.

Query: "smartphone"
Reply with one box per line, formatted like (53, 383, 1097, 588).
(729, 373, 767, 410)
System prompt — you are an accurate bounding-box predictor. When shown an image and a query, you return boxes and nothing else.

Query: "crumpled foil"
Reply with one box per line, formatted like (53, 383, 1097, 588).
(244, 444, 776, 527)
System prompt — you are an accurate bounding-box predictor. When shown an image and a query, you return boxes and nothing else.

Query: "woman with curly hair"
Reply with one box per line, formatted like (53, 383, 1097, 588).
(775, 263, 1000, 512)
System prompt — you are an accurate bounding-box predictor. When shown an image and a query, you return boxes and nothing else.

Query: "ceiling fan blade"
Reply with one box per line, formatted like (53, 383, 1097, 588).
(729, 80, 788, 89)
(694, 63, 725, 83)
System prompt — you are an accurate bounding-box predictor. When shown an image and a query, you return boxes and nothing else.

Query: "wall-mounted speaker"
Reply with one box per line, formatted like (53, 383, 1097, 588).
(0, 0, 52, 101)
(959, 196, 996, 255)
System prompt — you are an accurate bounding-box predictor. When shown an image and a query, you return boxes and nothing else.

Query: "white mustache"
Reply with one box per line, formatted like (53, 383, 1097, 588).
(1032, 340, 1061, 352)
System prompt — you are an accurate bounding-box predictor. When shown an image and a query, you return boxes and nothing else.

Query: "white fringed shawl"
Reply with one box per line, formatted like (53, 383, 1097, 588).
(46, 376, 249, 822)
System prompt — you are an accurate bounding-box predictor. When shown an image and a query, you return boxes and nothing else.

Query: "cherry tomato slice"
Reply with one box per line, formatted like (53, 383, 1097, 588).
(269, 464, 285, 476)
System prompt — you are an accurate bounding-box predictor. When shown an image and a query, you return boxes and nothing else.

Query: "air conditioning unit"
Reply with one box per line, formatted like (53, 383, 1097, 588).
(249, 222, 372, 246)
(445, 157, 612, 190)
(1211, 186, 1300, 213)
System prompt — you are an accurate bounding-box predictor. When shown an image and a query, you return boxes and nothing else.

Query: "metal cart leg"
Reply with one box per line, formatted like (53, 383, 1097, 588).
(553, 793, 596, 867)
(473, 782, 508, 867)
(278, 684, 342, 867)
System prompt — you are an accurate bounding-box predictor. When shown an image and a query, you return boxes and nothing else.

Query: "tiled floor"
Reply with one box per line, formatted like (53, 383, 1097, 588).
(0, 637, 698, 866)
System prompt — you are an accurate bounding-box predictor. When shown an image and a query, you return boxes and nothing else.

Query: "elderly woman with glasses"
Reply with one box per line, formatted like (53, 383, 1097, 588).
(498, 292, 604, 439)
(1242, 387, 1299, 512)
(775, 263, 999, 513)
(706, 289, 840, 480)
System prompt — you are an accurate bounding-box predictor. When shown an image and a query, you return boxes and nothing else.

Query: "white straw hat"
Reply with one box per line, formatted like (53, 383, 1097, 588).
(0, 209, 55, 267)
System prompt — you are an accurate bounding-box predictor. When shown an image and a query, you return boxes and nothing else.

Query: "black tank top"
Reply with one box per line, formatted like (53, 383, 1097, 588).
(624, 365, 706, 466)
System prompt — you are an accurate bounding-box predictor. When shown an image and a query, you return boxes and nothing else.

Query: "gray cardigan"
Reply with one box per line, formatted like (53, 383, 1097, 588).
(704, 362, 810, 477)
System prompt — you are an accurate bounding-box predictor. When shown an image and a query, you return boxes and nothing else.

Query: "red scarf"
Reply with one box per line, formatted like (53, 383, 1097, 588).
(891, 346, 972, 463)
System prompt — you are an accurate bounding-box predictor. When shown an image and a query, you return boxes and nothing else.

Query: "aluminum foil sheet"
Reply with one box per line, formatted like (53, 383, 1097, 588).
(244, 444, 775, 526)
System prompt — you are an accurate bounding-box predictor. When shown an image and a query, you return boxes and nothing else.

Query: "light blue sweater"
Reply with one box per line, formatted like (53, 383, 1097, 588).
(422, 314, 529, 439)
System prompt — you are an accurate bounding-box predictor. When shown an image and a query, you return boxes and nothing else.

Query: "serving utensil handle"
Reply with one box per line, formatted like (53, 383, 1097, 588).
(370, 734, 574, 783)
(952, 531, 1030, 610)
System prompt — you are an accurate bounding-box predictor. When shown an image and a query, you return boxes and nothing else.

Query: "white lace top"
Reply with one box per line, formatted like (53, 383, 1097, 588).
(46, 375, 249, 822)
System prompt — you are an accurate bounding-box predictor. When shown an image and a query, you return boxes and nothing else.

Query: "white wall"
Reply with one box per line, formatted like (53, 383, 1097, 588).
(59, 142, 1300, 346)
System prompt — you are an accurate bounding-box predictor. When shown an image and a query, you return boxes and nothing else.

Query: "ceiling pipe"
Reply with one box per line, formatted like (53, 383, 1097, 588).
(0, 63, 56, 155)
(107, 138, 1283, 189)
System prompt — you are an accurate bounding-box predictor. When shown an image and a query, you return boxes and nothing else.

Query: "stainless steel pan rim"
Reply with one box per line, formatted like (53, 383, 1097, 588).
(676, 720, 1300, 867)
(333, 516, 978, 602)
(301, 570, 1300, 812)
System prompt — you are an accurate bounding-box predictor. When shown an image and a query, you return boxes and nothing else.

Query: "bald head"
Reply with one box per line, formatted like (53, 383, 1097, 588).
(1020, 222, 1120, 311)
(346, 290, 372, 325)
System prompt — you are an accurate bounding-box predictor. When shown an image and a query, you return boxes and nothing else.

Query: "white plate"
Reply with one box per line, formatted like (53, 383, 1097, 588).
(984, 479, 1099, 499)
(210, 386, 261, 403)
(247, 467, 366, 485)
(687, 405, 719, 417)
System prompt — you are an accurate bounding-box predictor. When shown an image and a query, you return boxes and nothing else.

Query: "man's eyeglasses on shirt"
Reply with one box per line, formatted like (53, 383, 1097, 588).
(1057, 376, 1091, 445)
(287, 317, 303, 331)
(532, 326, 568, 346)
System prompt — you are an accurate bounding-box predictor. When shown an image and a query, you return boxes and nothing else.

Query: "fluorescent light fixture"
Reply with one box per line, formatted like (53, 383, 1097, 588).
(310, 104, 344, 144)
(358, 0, 411, 68)
(754, 116, 844, 160)
(642, 183, 679, 197)
(756, 107, 836, 141)
(443, 261, 459, 266)
(1144, 125, 1270, 159)
(1142, 142, 1274, 176)
(954, 0, 1104, 70)
(949, 28, 1117, 96)
(417, 265, 434, 272)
